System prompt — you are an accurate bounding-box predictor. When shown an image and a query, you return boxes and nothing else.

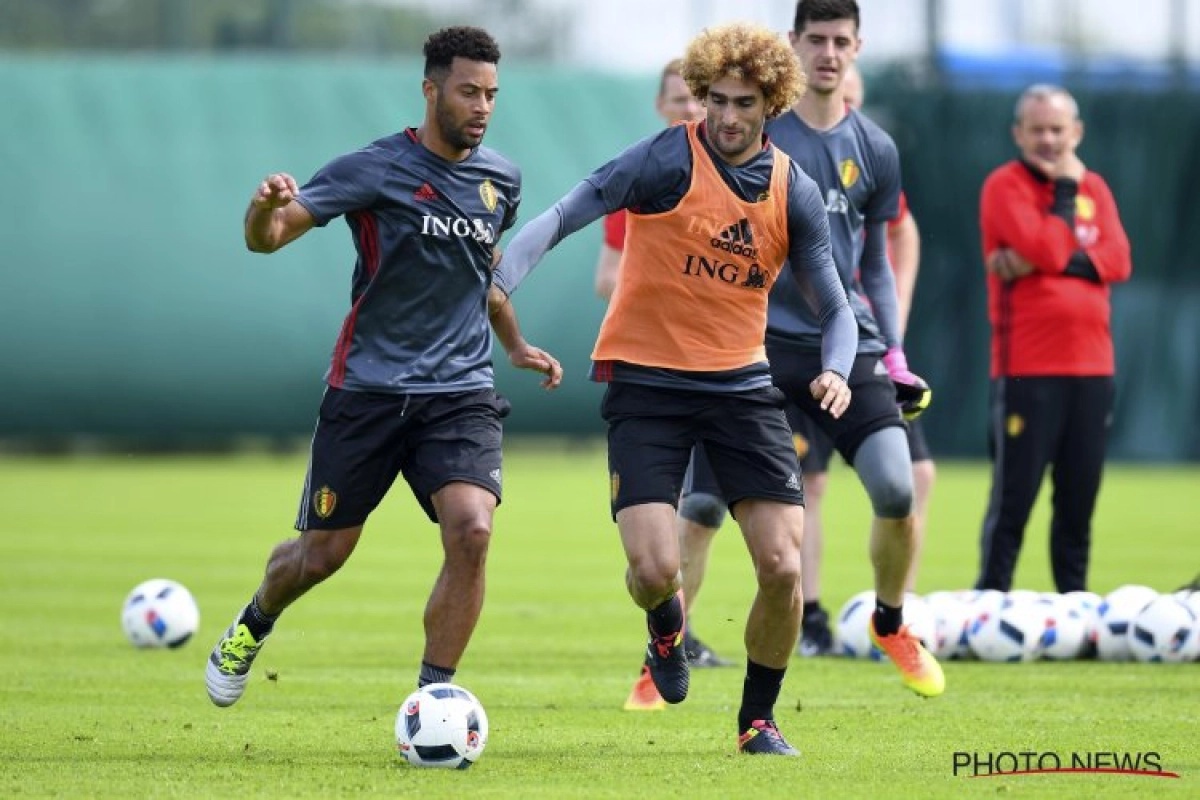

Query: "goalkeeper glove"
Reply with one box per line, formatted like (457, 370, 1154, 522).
(882, 347, 932, 421)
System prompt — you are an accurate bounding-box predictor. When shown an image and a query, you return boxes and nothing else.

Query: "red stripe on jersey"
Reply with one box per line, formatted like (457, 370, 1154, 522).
(358, 211, 380, 279)
(328, 300, 362, 388)
(330, 211, 380, 386)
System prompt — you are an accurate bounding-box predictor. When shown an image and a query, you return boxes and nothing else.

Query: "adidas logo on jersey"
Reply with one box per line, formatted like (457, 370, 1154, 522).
(414, 182, 438, 202)
(785, 473, 801, 491)
(710, 217, 758, 257)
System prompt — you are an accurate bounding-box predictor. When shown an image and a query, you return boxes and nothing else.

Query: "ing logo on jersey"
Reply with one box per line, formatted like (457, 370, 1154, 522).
(824, 187, 849, 215)
(681, 215, 770, 287)
(421, 216, 497, 244)
(479, 179, 498, 212)
(839, 159, 861, 188)
(742, 264, 766, 288)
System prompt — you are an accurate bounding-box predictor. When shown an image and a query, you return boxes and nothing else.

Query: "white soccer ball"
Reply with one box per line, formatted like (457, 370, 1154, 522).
(1035, 595, 1090, 660)
(1129, 595, 1200, 663)
(966, 600, 1046, 662)
(121, 578, 200, 649)
(395, 683, 489, 769)
(1095, 584, 1159, 661)
(923, 591, 971, 660)
(961, 588, 1008, 624)
(901, 592, 938, 652)
(1173, 589, 1200, 619)
(1061, 590, 1104, 653)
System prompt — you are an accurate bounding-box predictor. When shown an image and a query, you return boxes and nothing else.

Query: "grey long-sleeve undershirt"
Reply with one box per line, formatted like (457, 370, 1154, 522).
(493, 164, 857, 379)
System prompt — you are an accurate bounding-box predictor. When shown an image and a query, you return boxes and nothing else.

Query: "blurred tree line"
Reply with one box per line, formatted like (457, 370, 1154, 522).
(0, 0, 566, 57)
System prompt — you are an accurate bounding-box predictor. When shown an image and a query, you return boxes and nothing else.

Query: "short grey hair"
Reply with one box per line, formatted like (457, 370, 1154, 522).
(1014, 84, 1079, 123)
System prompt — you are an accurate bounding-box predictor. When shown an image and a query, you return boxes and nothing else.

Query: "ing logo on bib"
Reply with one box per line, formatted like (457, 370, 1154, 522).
(839, 159, 861, 188)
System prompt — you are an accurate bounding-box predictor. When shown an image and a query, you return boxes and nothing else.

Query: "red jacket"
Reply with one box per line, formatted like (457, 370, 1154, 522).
(979, 160, 1131, 377)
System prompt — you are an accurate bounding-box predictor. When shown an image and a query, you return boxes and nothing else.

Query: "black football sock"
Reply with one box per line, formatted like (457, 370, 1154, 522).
(802, 599, 824, 626)
(418, 661, 456, 688)
(239, 595, 278, 641)
(738, 659, 786, 733)
(646, 591, 685, 639)
(873, 598, 903, 636)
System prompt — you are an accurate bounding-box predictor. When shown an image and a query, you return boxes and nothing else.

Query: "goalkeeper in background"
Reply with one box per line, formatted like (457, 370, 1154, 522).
(763, 0, 937, 691)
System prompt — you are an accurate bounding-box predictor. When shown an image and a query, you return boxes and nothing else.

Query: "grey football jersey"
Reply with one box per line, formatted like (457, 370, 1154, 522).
(764, 108, 900, 354)
(296, 129, 520, 393)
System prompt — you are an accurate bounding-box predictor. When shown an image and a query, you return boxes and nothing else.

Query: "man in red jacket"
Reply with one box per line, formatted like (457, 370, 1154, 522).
(976, 83, 1131, 593)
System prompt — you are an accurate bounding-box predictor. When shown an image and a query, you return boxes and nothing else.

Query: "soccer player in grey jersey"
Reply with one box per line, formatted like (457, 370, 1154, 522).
(205, 26, 562, 711)
(761, 0, 943, 696)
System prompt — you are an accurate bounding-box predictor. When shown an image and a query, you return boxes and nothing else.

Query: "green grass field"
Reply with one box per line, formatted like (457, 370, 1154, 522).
(2, 445, 1197, 798)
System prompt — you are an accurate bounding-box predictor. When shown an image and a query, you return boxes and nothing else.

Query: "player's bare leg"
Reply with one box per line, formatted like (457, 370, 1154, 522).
(618, 503, 689, 703)
(677, 511, 733, 666)
(420, 483, 496, 685)
(904, 458, 936, 592)
(853, 428, 944, 696)
(735, 499, 803, 756)
(206, 525, 364, 707)
(869, 513, 944, 696)
(798, 472, 833, 656)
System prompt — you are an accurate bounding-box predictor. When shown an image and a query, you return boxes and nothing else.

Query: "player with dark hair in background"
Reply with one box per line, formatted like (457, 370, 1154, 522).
(759, 0, 944, 695)
(792, 60, 938, 656)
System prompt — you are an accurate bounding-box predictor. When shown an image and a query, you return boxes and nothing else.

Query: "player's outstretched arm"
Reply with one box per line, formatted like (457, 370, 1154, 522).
(488, 288, 563, 390)
(493, 180, 608, 297)
(244, 172, 315, 253)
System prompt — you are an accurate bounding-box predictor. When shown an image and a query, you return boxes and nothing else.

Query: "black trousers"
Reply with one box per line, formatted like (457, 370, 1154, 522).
(975, 375, 1115, 593)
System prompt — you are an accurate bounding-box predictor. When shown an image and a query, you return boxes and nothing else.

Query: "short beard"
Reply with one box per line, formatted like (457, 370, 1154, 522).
(436, 97, 481, 152)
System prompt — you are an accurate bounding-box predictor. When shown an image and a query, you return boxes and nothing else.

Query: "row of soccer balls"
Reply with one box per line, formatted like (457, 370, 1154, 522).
(835, 585, 1200, 663)
(121, 579, 488, 769)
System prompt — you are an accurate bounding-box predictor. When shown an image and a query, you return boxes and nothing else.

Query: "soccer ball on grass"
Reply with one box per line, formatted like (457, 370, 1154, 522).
(395, 683, 489, 769)
(121, 578, 200, 649)
(1129, 595, 1199, 663)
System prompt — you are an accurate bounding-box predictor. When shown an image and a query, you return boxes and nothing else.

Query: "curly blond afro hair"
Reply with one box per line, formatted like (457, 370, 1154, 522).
(681, 22, 805, 119)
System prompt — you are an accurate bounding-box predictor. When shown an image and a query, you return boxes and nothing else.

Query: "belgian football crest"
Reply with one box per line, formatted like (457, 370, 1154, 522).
(1006, 414, 1025, 438)
(313, 486, 338, 519)
(1075, 195, 1095, 221)
(839, 159, 861, 188)
(479, 179, 498, 212)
